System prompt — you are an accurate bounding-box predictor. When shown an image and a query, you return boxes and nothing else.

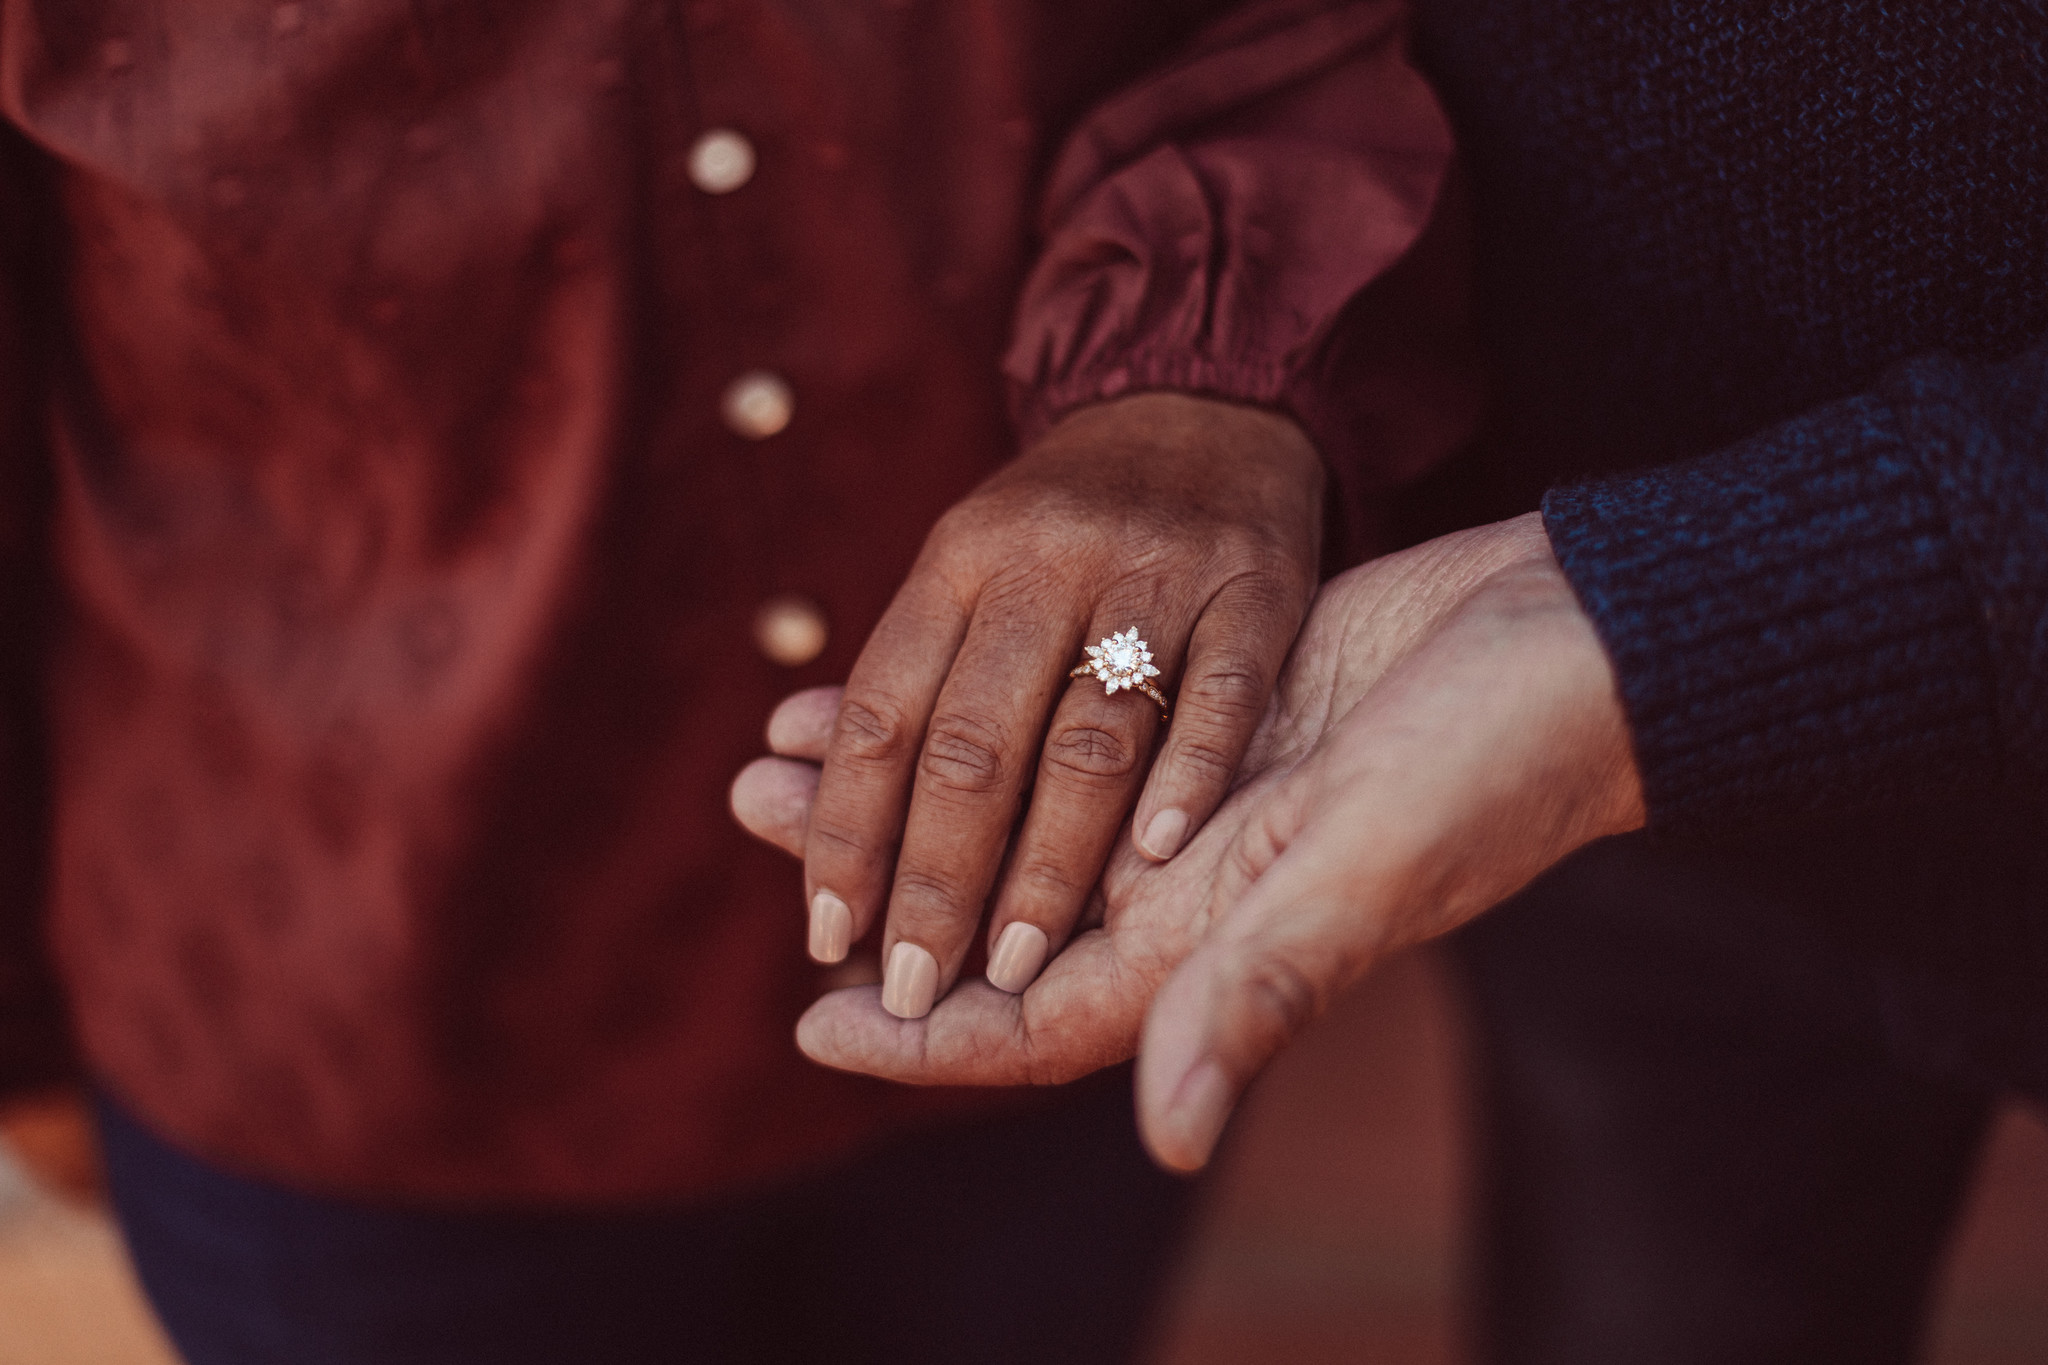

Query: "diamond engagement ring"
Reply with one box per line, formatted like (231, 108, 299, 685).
(1069, 627, 1170, 722)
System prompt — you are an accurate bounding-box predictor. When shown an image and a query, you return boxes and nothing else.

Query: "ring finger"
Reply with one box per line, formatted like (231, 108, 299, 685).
(982, 611, 1179, 994)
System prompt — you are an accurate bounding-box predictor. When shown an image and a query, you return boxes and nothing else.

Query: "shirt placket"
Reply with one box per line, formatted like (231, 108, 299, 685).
(665, 0, 832, 674)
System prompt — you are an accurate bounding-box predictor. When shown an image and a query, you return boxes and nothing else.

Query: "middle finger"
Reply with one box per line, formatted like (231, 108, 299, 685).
(876, 600, 1073, 1018)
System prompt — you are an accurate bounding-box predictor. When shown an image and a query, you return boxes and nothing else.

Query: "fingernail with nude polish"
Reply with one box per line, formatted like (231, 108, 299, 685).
(986, 922, 1049, 994)
(808, 890, 851, 964)
(1139, 808, 1190, 861)
(1158, 1060, 1234, 1171)
(881, 942, 939, 1019)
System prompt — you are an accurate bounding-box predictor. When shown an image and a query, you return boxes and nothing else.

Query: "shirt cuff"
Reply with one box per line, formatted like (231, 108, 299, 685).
(1011, 350, 1290, 450)
(1542, 390, 2002, 834)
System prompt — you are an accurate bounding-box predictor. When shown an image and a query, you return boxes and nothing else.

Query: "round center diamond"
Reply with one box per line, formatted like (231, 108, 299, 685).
(1079, 627, 1163, 702)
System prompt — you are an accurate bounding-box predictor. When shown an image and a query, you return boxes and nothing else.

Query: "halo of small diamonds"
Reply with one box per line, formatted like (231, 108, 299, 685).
(1080, 627, 1162, 694)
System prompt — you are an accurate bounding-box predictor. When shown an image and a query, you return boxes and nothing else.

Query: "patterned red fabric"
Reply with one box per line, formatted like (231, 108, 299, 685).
(0, 0, 1457, 1201)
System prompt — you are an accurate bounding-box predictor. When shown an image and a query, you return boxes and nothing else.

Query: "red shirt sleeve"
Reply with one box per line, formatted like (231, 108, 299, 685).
(1005, 0, 1478, 556)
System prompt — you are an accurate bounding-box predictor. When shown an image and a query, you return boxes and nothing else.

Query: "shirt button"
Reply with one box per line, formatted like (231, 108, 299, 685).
(687, 128, 756, 194)
(754, 595, 828, 667)
(720, 370, 794, 440)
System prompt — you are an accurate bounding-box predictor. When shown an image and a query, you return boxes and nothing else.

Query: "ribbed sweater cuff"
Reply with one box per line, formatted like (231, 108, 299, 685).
(1542, 391, 2001, 834)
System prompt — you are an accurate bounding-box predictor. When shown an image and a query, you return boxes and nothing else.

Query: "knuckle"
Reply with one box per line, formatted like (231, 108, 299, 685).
(1222, 833, 1267, 890)
(1217, 559, 1313, 614)
(940, 493, 1091, 561)
(1042, 722, 1140, 782)
(920, 713, 1010, 794)
(1006, 857, 1084, 907)
(804, 816, 880, 865)
(932, 494, 1012, 545)
(890, 864, 972, 916)
(1183, 655, 1269, 722)
(1164, 733, 1239, 789)
(971, 580, 1070, 634)
(1213, 529, 1275, 572)
(986, 577, 1062, 617)
(835, 696, 912, 766)
(1236, 953, 1326, 1044)
(928, 503, 976, 542)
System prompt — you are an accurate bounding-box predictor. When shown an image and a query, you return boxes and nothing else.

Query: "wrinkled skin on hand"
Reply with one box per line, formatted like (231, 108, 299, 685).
(732, 512, 1645, 1170)
(791, 392, 1325, 1019)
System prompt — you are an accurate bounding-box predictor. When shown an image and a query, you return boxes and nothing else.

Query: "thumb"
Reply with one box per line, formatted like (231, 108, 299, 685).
(1133, 794, 1389, 1172)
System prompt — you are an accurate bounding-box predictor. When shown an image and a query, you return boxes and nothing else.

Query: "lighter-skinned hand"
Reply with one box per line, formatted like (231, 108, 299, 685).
(731, 512, 1646, 1169)
(787, 392, 1323, 1020)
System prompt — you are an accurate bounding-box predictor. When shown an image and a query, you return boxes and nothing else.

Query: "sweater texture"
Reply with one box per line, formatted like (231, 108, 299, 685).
(1410, 0, 2048, 831)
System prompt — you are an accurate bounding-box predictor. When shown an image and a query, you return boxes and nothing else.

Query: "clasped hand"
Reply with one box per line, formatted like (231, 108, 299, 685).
(732, 400, 1645, 1171)
(769, 393, 1324, 1020)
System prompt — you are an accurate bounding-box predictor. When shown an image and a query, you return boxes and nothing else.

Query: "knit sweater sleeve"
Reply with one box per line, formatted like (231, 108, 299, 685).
(1541, 335, 2048, 833)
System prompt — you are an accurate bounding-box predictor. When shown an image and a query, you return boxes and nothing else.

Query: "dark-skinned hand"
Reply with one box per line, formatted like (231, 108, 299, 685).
(786, 392, 1324, 1019)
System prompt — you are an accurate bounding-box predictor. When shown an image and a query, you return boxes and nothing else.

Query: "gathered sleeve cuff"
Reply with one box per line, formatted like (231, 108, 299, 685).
(1005, 0, 1475, 555)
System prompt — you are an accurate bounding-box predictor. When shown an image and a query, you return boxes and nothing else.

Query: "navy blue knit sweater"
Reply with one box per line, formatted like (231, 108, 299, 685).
(1410, 0, 2048, 833)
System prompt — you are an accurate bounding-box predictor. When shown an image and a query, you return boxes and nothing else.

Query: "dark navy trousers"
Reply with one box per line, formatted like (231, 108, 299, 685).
(1454, 810, 2047, 1365)
(101, 1066, 1193, 1365)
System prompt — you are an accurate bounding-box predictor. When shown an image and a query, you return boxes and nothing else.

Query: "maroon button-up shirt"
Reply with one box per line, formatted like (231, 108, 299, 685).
(0, 0, 1459, 1201)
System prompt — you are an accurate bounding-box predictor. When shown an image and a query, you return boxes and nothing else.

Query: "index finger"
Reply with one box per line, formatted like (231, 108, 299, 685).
(804, 578, 967, 965)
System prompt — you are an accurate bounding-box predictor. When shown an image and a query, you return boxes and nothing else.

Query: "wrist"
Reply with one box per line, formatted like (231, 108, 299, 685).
(1470, 549, 1647, 840)
(1020, 393, 1323, 510)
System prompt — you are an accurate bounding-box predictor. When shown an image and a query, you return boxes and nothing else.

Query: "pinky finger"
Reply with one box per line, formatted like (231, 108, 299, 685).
(1131, 577, 1302, 861)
